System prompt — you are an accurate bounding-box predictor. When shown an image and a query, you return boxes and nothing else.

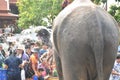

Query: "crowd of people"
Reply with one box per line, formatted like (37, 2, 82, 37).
(109, 47, 120, 80)
(0, 29, 120, 80)
(0, 39, 58, 80)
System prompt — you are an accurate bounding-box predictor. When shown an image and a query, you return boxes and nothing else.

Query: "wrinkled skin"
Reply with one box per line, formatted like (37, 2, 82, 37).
(52, 0, 119, 80)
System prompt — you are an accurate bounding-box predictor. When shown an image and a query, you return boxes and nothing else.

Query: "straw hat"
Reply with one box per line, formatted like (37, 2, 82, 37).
(17, 45, 24, 50)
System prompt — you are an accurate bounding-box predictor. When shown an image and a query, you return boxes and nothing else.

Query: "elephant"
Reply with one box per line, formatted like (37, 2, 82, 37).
(52, 0, 119, 80)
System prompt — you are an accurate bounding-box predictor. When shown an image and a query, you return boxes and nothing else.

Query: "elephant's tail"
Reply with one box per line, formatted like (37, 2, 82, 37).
(93, 30, 104, 80)
(90, 13, 104, 80)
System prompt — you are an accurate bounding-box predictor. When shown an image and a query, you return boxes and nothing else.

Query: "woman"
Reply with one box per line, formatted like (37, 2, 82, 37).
(24, 45, 33, 80)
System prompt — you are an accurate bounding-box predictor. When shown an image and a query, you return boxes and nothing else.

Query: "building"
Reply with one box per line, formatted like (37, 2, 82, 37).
(9, 0, 19, 14)
(0, 0, 18, 30)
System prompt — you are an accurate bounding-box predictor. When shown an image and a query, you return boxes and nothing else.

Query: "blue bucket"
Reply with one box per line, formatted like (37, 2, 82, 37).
(0, 68, 7, 80)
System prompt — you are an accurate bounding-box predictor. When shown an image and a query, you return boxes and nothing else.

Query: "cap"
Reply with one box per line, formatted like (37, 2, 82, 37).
(31, 48, 39, 53)
(17, 45, 24, 50)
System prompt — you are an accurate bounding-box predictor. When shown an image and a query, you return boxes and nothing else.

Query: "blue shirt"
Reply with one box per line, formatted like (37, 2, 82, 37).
(39, 49, 47, 57)
(33, 75, 38, 80)
(33, 75, 44, 80)
(118, 45, 120, 52)
(4, 54, 22, 72)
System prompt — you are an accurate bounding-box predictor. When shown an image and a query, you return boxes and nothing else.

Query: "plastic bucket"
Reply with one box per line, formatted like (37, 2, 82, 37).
(0, 68, 7, 80)
(47, 77, 59, 80)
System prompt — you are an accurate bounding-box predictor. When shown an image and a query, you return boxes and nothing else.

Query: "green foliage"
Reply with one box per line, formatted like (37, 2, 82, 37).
(101, 0, 107, 3)
(92, 0, 120, 23)
(17, 0, 120, 28)
(116, 0, 120, 2)
(91, 0, 107, 4)
(109, 5, 120, 23)
(94, 0, 101, 4)
(17, 0, 62, 28)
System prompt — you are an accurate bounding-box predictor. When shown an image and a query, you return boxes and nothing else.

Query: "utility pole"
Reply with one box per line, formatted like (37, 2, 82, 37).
(106, 0, 108, 11)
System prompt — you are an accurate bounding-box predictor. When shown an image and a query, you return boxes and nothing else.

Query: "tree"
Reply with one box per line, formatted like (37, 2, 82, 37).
(91, 0, 120, 23)
(109, 5, 120, 23)
(18, 0, 120, 28)
(116, 0, 120, 2)
(108, 0, 120, 23)
(17, 0, 63, 28)
(91, 0, 101, 4)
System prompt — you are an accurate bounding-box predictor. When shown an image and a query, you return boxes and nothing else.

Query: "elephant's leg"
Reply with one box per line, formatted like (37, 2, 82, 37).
(54, 50, 63, 80)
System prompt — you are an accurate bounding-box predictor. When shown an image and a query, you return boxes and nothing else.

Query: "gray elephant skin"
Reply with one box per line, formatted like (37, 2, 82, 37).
(52, 0, 119, 80)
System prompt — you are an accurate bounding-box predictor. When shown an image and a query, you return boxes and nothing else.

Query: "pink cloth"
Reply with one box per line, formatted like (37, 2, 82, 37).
(42, 71, 46, 77)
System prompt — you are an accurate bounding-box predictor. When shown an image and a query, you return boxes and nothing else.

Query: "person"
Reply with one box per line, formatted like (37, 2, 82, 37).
(0, 53, 4, 68)
(8, 42, 14, 56)
(39, 45, 48, 58)
(110, 54, 120, 80)
(0, 44, 5, 68)
(33, 68, 44, 80)
(24, 45, 33, 80)
(40, 48, 53, 66)
(34, 42, 42, 49)
(4, 50, 22, 80)
(118, 45, 120, 54)
(0, 44, 6, 57)
(30, 48, 39, 77)
(25, 44, 32, 57)
(51, 61, 58, 77)
(16, 45, 25, 59)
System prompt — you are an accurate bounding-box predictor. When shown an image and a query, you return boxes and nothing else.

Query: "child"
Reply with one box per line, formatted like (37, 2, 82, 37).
(33, 68, 44, 80)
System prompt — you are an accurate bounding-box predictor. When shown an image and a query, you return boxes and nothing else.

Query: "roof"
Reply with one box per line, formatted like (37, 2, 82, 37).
(9, 0, 18, 4)
(0, 0, 18, 19)
(0, 12, 18, 19)
(0, 0, 7, 11)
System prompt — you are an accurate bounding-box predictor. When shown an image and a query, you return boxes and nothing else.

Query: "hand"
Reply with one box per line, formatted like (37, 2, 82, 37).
(118, 73, 120, 76)
(35, 71, 38, 75)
